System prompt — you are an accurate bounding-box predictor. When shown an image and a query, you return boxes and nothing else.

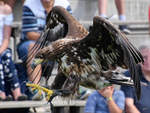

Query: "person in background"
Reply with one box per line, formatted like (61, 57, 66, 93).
(17, 0, 72, 84)
(84, 82, 125, 113)
(148, 5, 150, 34)
(18, 0, 55, 84)
(121, 45, 150, 113)
(17, 0, 72, 99)
(0, 0, 27, 101)
(98, 0, 130, 34)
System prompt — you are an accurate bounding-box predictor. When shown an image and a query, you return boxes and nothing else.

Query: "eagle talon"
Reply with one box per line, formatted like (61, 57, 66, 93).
(26, 83, 54, 101)
(26, 83, 72, 101)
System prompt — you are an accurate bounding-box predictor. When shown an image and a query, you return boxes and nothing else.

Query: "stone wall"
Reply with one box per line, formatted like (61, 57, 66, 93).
(70, 0, 150, 21)
(13, 0, 150, 22)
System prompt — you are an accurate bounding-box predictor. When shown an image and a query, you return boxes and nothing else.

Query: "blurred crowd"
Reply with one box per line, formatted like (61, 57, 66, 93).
(0, 0, 73, 101)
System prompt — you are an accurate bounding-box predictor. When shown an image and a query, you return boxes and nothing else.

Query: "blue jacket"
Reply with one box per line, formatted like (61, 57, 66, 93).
(84, 90, 125, 113)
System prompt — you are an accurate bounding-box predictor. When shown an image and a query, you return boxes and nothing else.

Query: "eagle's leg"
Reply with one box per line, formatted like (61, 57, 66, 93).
(51, 72, 67, 89)
(26, 83, 54, 101)
(62, 74, 80, 96)
(42, 61, 55, 86)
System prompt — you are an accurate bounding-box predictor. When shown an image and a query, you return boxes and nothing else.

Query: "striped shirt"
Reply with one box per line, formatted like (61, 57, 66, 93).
(21, 0, 46, 41)
(21, 0, 72, 41)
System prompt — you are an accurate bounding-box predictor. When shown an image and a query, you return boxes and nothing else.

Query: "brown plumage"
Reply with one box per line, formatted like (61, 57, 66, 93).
(31, 6, 144, 99)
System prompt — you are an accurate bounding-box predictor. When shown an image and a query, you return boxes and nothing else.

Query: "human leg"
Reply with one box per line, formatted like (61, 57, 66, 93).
(17, 41, 42, 84)
(27, 43, 42, 84)
(115, 0, 125, 21)
(2, 49, 26, 100)
(2, 49, 27, 100)
(98, 0, 107, 18)
(11, 87, 26, 100)
(0, 56, 6, 100)
(149, 5, 150, 34)
(0, 72, 6, 100)
(115, 0, 130, 34)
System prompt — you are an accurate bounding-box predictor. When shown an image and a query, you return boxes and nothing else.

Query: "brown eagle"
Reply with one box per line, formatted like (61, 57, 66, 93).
(29, 6, 143, 99)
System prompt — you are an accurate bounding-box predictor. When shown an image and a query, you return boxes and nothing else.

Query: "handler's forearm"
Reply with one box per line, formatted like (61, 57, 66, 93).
(107, 98, 123, 113)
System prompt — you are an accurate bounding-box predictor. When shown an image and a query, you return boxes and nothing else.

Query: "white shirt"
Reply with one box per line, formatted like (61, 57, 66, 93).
(54, 0, 71, 9)
(24, 0, 71, 15)
(0, 14, 13, 46)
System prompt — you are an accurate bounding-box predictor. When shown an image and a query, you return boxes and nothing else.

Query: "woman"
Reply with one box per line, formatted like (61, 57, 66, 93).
(0, 0, 27, 100)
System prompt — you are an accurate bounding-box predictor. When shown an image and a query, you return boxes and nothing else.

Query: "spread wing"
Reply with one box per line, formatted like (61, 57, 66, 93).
(27, 6, 88, 86)
(82, 16, 143, 99)
(32, 15, 143, 99)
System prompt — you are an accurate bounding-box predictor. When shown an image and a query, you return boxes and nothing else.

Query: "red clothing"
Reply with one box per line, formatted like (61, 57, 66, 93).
(148, 5, 150, 22)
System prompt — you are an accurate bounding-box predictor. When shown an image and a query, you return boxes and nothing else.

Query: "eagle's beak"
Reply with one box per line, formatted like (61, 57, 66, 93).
(31, 58, 44, 69)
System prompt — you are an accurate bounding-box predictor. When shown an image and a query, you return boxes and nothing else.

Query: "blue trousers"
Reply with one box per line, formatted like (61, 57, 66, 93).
(0, 48, 20, 94)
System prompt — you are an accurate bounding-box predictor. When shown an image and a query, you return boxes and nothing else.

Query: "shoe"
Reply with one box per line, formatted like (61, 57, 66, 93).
(17, 94, 28, 101)
(3, 95, 13, 101)
(119, 25, 131, 34)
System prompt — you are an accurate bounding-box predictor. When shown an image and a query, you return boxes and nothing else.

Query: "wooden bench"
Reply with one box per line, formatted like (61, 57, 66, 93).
(0, 101, 48, 113)
(0, 99, 86, 113)
(0, 101, 47, 109)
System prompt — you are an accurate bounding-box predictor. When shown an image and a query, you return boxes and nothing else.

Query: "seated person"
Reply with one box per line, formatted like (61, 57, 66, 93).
(17, 0, 72, 100)
(0, 0, 27, 101)
(17, 0, 55, 85)
(121, 45, 150, 113)
(17, 0, 73, 84)
(84, 82, 125, 113)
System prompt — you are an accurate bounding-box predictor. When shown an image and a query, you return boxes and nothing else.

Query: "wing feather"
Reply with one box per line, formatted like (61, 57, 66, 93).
(86, 16, 143, 99)
(32, 11, 143, 99)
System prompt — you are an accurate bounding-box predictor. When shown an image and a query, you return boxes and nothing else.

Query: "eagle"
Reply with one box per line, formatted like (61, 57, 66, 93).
(29, 6, 144, 100)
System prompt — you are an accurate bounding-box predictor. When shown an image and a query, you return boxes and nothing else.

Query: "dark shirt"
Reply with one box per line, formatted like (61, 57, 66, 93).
(121, 66, 150, 113)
